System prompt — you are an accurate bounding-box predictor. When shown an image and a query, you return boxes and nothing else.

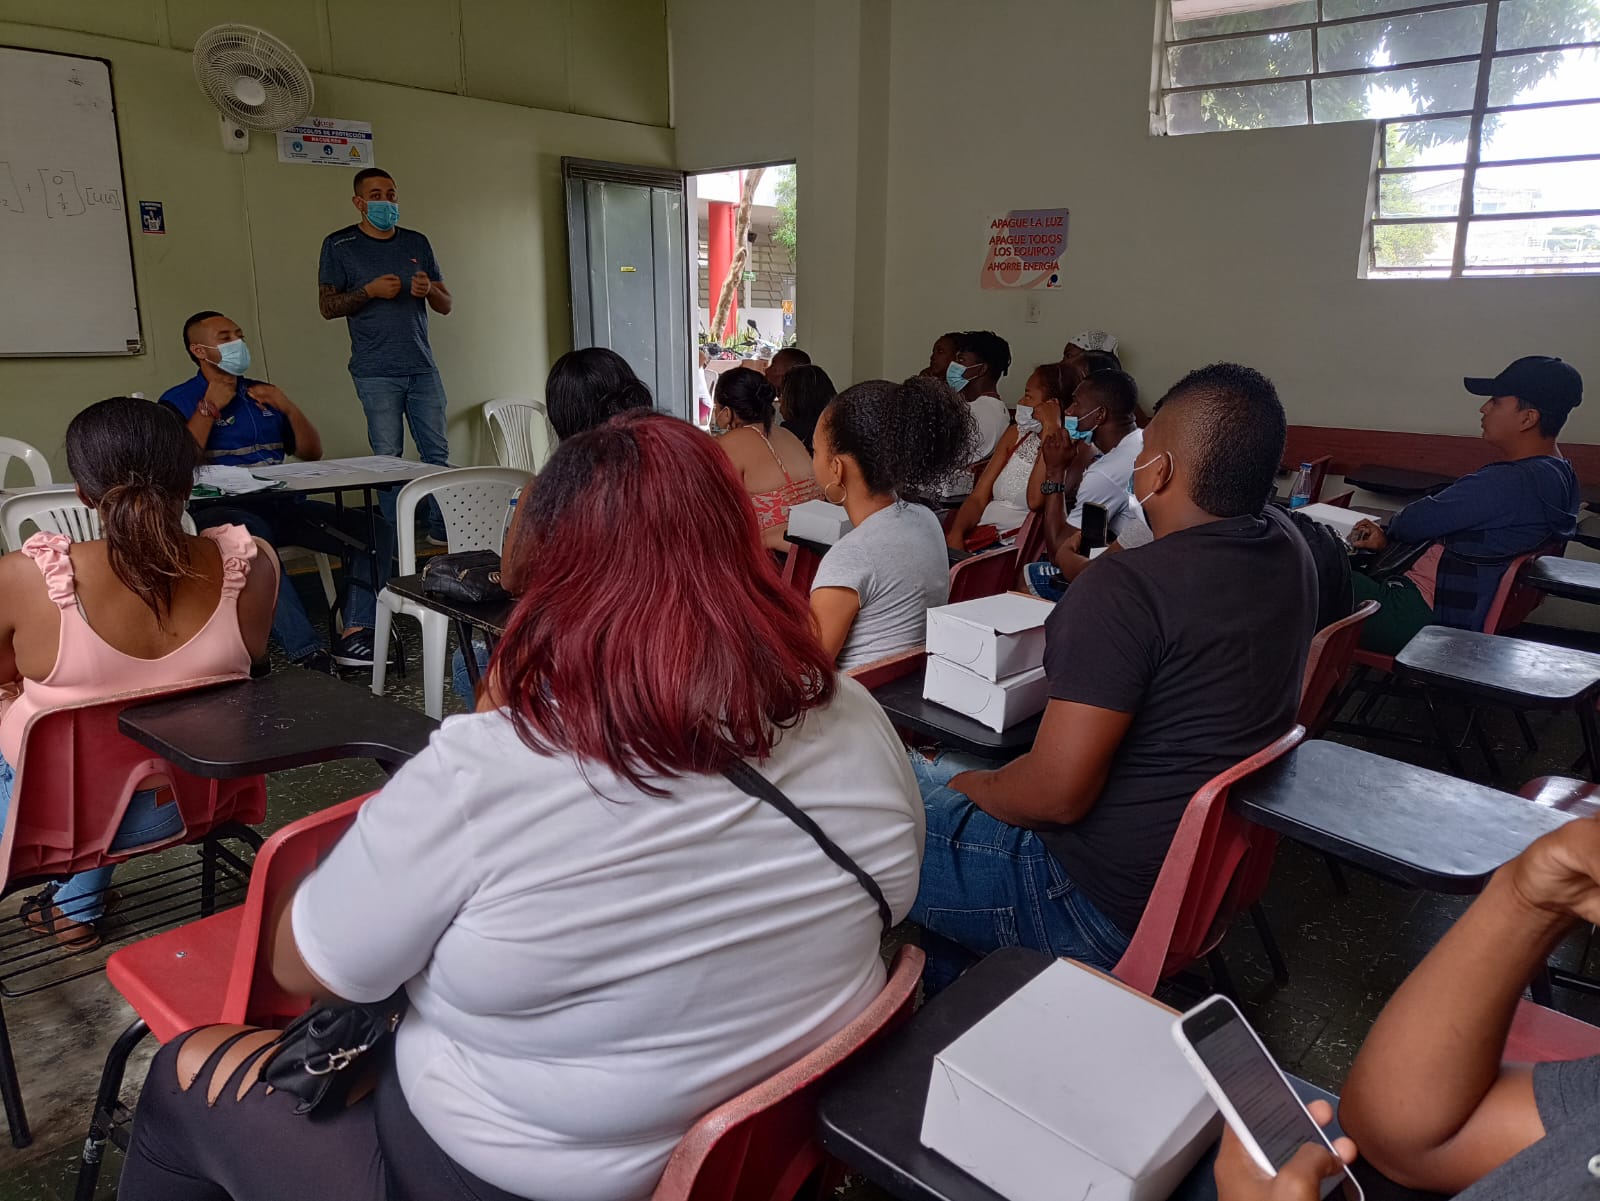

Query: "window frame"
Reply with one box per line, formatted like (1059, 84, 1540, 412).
(1153, 0, 1600, 278)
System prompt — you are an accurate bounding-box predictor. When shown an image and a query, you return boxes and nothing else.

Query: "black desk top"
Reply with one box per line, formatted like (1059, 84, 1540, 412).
(1396, 626, 1600, 707)
(385, 573, 515, 638)
(1232, 740, 1570, 893)
(119, 669, 439, 777)
(870, 664, 1040, 758)
(817, 946, 1436, 1201)
(1524, 556, 1600, 604)
(1343, 464, 1455, 498)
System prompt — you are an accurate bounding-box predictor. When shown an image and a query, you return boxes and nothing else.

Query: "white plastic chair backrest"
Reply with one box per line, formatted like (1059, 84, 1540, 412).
(0, 437, 53, 489)
(484, 398, 556, 475)
(393, 466, 532, 576)
(1, 490, 196, 551)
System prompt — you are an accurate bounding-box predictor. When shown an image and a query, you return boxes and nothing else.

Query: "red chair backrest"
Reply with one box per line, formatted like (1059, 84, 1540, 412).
(1011, 512, 1047, 581)
(781, 541, 824, 595)
(1323, 490, 1355, 509)
(652, 944, 925, 1201)
(1113, 726, 1306, 995)
(948, 546, 1020, 604)
(221, 792, 373, 1028)
(1505, 999, 1600, 1064)
(1298, 600, 1381, 735)
(1484, 547, 1562, 634)
(845, 648, 924, 691)
(2, 677, 265, 895)
(1301, 455, 1332, 504)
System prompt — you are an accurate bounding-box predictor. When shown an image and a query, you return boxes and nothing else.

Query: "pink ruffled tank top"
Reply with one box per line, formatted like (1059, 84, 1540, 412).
(0, 525, 259, 765)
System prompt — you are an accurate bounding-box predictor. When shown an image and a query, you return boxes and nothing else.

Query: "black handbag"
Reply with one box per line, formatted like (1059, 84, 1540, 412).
(421, 550, 508, 605)
(259, 991, 407, 1117)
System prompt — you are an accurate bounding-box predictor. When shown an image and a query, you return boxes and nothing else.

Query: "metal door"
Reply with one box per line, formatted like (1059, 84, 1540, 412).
(563, 159, 690, 420)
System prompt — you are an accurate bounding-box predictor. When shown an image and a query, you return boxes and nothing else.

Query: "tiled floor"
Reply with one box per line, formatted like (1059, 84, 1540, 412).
(2, 600, 1597, 1199)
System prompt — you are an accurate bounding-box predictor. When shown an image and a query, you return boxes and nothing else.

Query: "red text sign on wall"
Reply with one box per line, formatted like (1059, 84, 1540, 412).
(980, 208, 1069, 290)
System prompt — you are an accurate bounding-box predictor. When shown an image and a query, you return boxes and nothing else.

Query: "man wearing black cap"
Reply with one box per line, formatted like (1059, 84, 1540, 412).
(1347, 356, 1583, 653)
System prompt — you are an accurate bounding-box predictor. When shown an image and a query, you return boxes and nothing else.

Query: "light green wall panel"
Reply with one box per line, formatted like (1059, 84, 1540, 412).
(461, 0, 568, 112)
(0, 0, 161, 43)
(165, 0, 331, 73)
(569, 0, 668, 126)
(327, 0, 460, 95)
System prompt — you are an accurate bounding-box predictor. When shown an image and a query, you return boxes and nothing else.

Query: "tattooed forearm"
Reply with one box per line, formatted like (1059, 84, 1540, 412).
(319, 284, 370, 320)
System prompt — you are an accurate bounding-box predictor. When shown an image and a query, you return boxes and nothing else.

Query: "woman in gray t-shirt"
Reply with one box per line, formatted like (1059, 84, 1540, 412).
(810, 377, 977, 670)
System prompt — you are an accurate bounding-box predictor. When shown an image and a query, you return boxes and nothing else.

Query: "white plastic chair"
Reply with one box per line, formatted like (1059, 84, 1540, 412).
(2, 489, 196, 551)
(371, 466, 531, 719)
(484, 399, 556, 475)
(0, 437, 53, 490)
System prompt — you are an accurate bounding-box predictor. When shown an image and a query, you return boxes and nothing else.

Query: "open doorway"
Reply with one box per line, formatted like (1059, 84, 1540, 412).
(687, 164, 798, 429)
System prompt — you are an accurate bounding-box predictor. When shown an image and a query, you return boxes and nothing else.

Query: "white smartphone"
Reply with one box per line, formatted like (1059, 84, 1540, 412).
(1172, 995, 1363, 1201)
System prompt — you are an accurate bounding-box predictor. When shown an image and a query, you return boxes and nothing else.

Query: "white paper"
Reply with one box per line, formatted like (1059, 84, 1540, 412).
(193, 465, 282, 495)
(250, 461, 338, 479)
(1296, 502, 1366, 538)
(333, 455, 433, 473)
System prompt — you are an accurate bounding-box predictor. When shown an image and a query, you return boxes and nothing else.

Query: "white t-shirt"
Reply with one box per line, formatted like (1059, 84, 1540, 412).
(813, 502, 950, 670)
(1069, 427, 1145, 539)
(292, 680, 924, 1201)
(968, 393, 1011, 460)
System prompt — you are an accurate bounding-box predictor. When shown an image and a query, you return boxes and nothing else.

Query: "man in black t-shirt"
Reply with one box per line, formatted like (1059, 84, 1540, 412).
(908, 363, 1317, 993)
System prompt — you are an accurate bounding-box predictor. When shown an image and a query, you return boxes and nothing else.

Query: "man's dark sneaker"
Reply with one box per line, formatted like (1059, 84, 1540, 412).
(332, 629, 377, 668)
(290, 650, 337, 675)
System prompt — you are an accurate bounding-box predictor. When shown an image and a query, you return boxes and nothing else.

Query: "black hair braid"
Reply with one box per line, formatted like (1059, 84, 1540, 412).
(827, 377, 977, 495)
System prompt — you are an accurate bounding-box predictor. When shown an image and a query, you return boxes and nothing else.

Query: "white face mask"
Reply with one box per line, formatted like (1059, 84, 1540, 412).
(1014, 404, 1043, 435)
(1127, 451, 1171, 508)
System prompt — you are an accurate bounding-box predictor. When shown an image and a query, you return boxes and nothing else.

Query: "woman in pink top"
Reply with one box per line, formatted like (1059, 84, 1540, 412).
(0, 398, 276, 945)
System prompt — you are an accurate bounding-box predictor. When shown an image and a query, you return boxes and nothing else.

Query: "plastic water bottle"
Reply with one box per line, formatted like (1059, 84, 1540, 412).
(1289, 462, 1314, 509)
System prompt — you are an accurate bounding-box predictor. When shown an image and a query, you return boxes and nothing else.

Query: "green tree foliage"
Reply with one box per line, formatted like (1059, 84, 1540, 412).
(1166, 0, 1600, 145)
(772, 165, 797, 264)
(1374, 141, 1444, 266)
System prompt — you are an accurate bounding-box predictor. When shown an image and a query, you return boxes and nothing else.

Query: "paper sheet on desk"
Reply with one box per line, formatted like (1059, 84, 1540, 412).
(334, 455, 433, 473)
(193, 466, 286, 495)
(249, 461, 338, 479)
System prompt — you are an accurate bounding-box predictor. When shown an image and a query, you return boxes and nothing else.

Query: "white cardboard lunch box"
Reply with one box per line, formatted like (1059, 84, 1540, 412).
(924, 593, 1054, 683)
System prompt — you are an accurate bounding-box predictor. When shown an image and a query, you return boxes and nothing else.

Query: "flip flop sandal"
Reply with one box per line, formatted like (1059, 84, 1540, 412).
(19, 893, 100, 949)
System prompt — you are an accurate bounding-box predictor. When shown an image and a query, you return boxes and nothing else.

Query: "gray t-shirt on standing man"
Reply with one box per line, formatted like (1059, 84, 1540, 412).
(318, 224, 442, 377)
(813, 502, 950, 671)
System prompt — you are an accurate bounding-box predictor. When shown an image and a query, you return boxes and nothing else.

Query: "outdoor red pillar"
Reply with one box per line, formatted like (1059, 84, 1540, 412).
(708, 199, 737, 340)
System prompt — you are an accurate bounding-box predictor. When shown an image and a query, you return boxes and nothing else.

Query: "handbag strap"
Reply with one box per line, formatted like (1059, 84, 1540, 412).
(721, 760, 892, 932)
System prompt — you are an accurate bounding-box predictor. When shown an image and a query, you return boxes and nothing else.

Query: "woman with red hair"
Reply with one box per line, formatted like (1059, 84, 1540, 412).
(117, 412, 924, 1201)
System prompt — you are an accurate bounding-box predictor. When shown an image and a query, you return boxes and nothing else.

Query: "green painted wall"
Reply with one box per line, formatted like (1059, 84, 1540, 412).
(0, 3, 673, 475)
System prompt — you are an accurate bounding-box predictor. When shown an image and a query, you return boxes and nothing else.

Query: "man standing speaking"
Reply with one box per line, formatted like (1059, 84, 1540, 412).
(318, 167, 452, 537)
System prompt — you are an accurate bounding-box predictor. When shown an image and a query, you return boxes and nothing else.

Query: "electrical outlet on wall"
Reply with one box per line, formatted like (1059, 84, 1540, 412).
(1024, 295, 1042, 324)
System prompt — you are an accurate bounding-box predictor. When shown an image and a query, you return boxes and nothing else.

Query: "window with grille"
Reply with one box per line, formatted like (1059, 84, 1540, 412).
(1154, 1, 1600, 277)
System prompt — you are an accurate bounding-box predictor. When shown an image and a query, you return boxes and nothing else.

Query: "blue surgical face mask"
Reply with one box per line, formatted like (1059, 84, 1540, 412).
(364, 200, 399, 231)
(212, 339, 251, 377)
(945, 361, 971, 392)
(1062, 406, 1103, 443)
(1014, 404, 1042, 435)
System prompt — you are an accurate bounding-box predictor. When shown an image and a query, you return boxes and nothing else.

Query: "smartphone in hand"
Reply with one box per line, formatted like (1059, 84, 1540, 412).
(1173, 995, 1363, 1200)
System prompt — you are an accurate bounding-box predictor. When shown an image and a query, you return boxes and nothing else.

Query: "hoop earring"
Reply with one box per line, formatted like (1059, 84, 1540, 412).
(823, 481, 847, 505)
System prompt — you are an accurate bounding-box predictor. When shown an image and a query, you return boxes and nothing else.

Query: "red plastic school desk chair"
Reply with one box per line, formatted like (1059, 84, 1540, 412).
(1505, 999, 1600, 1064)
(1299, 600, 1382, 738)
(1111, 726, 1306, 998)
(0, 679, 265, 1150)
(72, 792, 372, 1201)
(947, 545, 1020, 605)
(1010, 512, 1048, 589)
(652, 944, 925, 1201)
(1350, 548, 1553, 676)
(845, 647, 924, 691)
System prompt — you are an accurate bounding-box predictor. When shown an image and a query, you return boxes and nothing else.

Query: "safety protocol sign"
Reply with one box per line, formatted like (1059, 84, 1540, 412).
(277, 118, 374, 167)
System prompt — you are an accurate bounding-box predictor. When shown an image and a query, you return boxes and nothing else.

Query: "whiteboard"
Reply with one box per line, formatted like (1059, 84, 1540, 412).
(0, 47, 141, 356)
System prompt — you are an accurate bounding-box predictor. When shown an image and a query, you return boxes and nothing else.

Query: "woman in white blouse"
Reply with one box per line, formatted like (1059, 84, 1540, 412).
(118, 412, 925, 1201)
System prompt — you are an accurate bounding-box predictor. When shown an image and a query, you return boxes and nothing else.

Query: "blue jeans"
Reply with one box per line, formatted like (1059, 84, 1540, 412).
(450, 642, 491, 709)
(352, 372, 450, 540)
(0, 756, 185, 923)
(196, 498, 389, 656)
(910, 749, 1130, 995)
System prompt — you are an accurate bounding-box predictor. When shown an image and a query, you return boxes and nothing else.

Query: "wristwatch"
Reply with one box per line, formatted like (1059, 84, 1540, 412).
(1040, 480, 1066, 496)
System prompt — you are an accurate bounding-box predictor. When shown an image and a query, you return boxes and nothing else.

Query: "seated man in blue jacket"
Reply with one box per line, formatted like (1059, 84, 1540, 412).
(1348, 356, 1582, 653)
(162, 310, 392, 672)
